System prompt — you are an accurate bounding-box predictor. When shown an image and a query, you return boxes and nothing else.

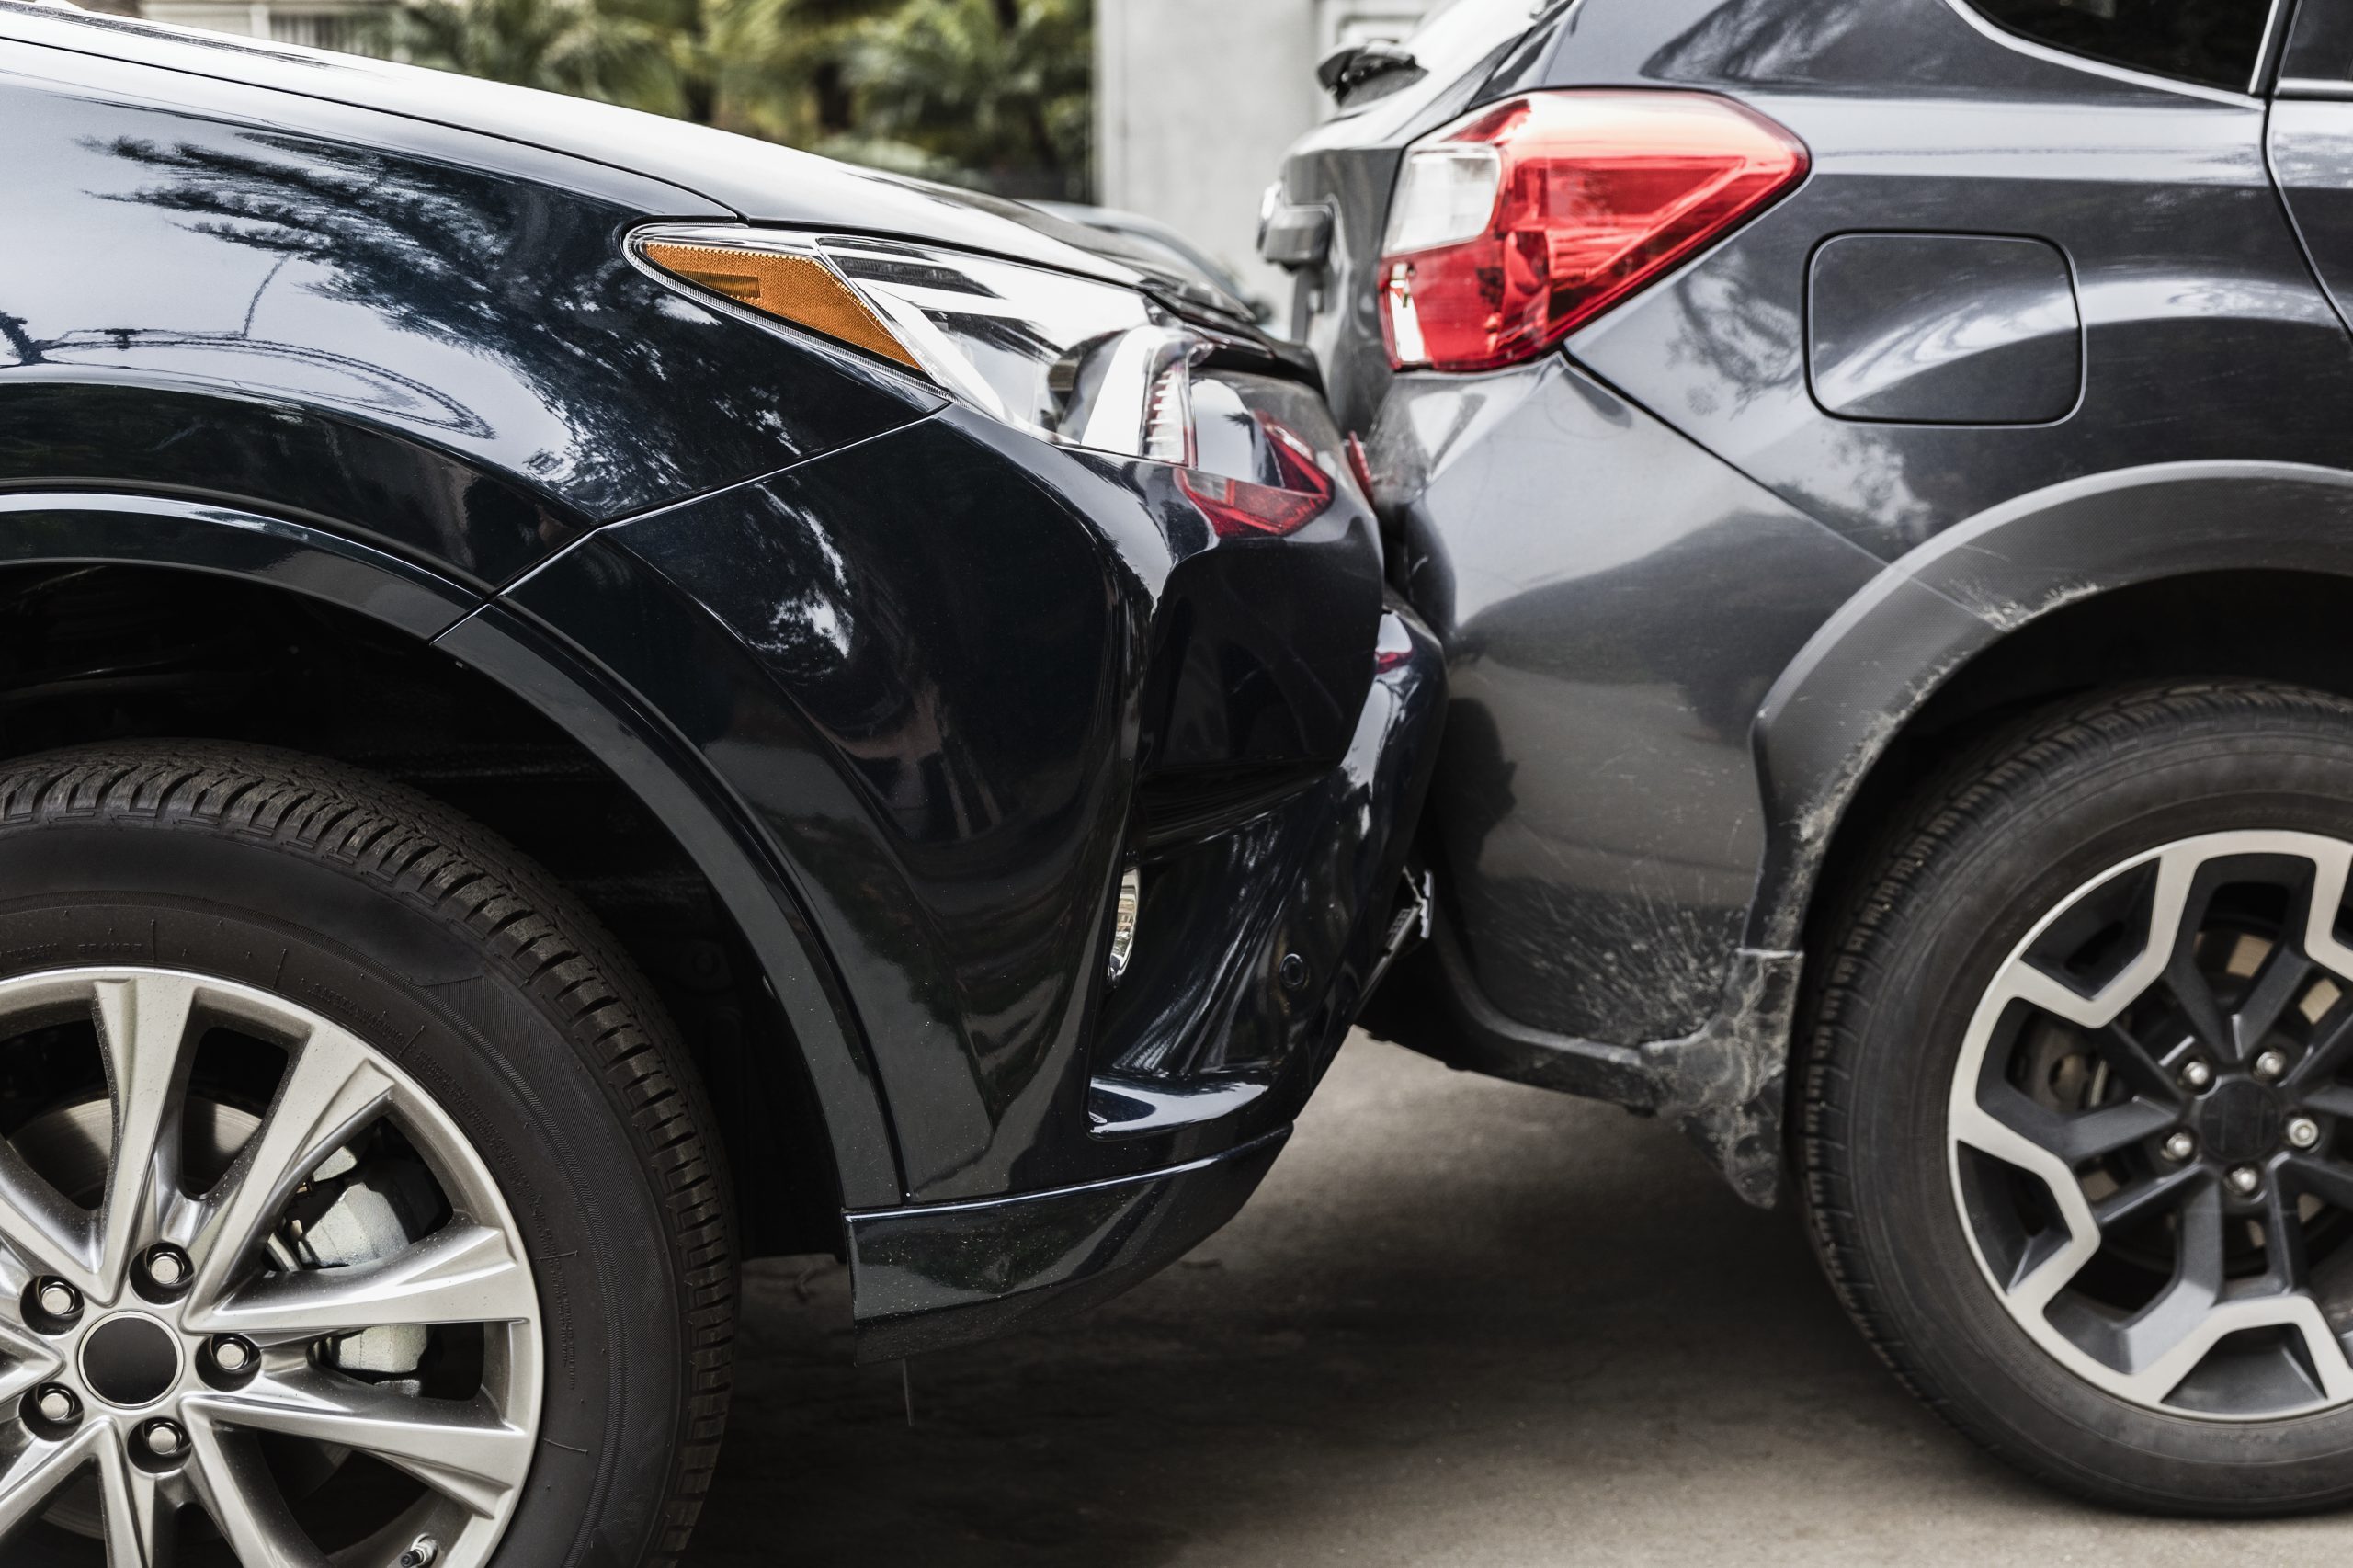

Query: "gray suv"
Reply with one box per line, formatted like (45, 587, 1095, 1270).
(1272, 0, 2353, 1514)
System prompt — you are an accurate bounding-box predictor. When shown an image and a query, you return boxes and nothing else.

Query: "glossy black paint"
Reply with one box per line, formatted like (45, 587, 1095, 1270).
(1277, 0, 2353, 1199)
(1, 7, 1443, 1346)
(512, 403, 1408, 1203)
(1, 1, 1256, 323)
(1, 27, 940, 583)
(849, 1130, 1289, 1361)
(0, 489, 913, 1215)
(438, 588, 908, 1210)
(848, 593, 1440, 1351)
(1094, 593, 1443, 1096)
(0, 492, 473, 637)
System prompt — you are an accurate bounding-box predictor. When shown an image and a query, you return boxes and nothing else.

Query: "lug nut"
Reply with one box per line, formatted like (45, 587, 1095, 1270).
(2181, 1059, 2215, 1092)
(2256, 1049, 2290, 1084)
(211, 1336, 255, 1375)
(141, 1420, 185, 1460)
(34, 1279, 80, 1321)
(2163, 1130, 2198, 1162)
(2229, 1165, 2264, 1196)
(142, 1245, 189, 1293)
(32, 1385, 78, 1426)
(2290, 1116, 2324, 1150)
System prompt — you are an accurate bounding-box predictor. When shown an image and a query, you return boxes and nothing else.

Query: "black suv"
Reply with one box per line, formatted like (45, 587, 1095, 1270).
(0, 6, 1441, 1562)
(1272, 0, 2353, 1517)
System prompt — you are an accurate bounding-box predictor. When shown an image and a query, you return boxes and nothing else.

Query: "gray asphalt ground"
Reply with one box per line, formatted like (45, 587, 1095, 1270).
(686, 1034, 2353, 1566)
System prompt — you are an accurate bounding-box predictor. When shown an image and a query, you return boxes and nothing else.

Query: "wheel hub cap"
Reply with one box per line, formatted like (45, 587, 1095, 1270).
(2198, 1078, 2285, 1164)
(79, 1314, 181, 1408)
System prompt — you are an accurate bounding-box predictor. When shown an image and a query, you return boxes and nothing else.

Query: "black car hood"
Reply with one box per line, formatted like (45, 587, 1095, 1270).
(0, 0, 1254, 324)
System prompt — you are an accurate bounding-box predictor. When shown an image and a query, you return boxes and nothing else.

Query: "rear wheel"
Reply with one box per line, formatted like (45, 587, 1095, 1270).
(1804, 683, 2353, 1511)
(0, 744, 733, 1565)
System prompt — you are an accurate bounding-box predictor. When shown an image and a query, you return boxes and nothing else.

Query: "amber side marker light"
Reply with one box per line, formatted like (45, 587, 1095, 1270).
(639, 240, 922, 371)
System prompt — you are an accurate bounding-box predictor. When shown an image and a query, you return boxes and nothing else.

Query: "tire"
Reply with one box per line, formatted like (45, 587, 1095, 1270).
(0, 742, 733, 1567)
(1802, 681, 2353, 1514)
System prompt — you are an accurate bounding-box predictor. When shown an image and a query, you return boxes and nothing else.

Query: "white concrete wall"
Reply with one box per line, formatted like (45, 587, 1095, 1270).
(1097, 0, 1433, 311)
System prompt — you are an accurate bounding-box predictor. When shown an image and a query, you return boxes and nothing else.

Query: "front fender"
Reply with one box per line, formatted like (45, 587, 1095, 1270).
(0, 44, 940, 585)
(0, 489, 905, 1209)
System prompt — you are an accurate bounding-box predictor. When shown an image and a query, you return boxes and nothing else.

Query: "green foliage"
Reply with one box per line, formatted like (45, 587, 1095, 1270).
(392, 0, 1092, 197)
(390, 0, 654, 97)
(825, 0, 1091, 194)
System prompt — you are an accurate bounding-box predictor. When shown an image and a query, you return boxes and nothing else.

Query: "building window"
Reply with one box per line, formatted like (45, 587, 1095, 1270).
(266, 9, 379, 53)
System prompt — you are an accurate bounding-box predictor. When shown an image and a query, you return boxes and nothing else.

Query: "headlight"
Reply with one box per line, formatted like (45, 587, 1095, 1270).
(635, 225, 1199, 466)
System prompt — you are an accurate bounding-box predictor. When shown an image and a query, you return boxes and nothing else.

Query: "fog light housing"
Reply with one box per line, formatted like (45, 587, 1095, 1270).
(1107, 865, 1142, 983)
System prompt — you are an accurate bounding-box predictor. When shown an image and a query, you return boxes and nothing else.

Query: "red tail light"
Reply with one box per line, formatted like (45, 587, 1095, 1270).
(1379, 90, 1808, 373)
(1178, 415, 1336, 539)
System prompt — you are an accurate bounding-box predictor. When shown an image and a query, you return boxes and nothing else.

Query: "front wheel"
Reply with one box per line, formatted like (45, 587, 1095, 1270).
(1804, 683, 2353, 1512)
(0, 744, 733, 1566)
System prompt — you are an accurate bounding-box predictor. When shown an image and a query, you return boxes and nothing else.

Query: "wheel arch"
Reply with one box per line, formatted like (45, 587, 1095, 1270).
(1755, 461, 2353, 967)
(0, 490, 899, 1234)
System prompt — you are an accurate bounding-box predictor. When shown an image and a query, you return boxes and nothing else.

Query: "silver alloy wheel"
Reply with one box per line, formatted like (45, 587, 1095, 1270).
(0, 968, 543, 1565)
(1950, 830, 2353, 1419)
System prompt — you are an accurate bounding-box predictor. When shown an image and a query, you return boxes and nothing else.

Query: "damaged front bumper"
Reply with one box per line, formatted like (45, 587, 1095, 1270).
(849, 594, 1446, 1358)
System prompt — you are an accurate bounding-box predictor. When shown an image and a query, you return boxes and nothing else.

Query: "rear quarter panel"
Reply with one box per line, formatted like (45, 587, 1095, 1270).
(1374, 0, 2353, 1050)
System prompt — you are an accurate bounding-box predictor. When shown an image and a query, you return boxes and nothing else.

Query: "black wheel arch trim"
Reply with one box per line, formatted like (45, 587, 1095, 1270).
(0, 489, 477, 636)
(1752, 460, 2353, 959)
(437, 597, 903, 1211)
(0, 489, 905, 1211)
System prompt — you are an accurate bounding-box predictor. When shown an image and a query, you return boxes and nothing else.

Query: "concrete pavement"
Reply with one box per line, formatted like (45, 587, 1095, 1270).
(687, 1034, 2352, 1566)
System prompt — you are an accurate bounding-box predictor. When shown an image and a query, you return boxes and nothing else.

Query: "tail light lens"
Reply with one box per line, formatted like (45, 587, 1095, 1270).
(1380, 90, 1808, 373)
(1178, 415, 1336, 539)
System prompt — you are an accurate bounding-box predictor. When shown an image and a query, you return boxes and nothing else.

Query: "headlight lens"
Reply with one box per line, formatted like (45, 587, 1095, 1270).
(636, 226, 1200, 465)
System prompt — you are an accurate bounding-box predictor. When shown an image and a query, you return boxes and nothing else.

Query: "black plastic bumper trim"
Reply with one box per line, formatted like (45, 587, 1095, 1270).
(846, 1127, 1290, 1360)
